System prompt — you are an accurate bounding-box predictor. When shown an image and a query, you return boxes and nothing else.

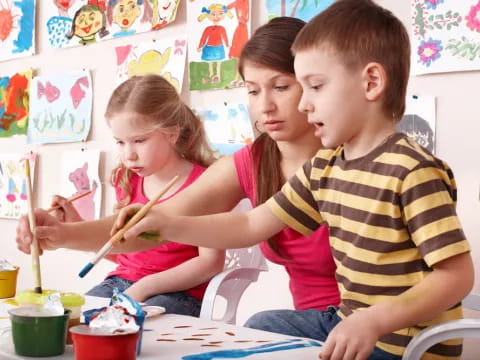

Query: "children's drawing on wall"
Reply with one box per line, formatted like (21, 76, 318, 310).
(187, 1, 251, 90)
(115, 35, 187, 92)
(0, 69, 31, 138)
(0, 152, 36, 219)
(196, 102, 253, 156)
(0, 0, 35, 62)
(397, 95, 436, 153)
(28, 70, 92, 144)
(265, 0, 334, 22)
(45, 0, 180, 49)
(60, 149, 101, 220)
(411, 0, 480, 75)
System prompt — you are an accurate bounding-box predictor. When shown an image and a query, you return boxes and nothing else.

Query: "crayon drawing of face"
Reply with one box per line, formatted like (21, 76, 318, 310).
(207, 6, 226, 24)
(113, 0, 141, 30)
(157, 0, 175, 21)
(73, 5, 104, 41)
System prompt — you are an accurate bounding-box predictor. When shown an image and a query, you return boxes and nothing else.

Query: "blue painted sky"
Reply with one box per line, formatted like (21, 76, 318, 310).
(266, 0, 335, 22)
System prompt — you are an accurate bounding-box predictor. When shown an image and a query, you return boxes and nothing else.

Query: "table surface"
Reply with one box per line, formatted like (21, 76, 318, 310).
(0, 296, 323, 359)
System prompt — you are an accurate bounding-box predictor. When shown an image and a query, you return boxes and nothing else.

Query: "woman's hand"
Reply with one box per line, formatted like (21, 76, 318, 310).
(111, 203, 144, 236)
(15, 210, 67, 254)
(50, 195, 84, 222)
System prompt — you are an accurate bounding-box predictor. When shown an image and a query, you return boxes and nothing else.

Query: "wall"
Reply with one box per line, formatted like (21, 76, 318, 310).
(1, 0, 479, 338)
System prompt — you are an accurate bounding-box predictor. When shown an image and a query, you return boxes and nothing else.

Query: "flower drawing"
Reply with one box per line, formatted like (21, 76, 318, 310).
(418, 38, 443, 66)
(466, 1, 480, 33)
(424, 0, 444, 10)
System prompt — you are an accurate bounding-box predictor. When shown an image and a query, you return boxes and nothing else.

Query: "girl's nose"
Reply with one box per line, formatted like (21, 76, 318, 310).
(298, 94, 312, 114)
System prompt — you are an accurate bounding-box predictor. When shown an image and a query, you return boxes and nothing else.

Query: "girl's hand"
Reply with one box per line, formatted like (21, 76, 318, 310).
(124, 281, 150, 303)
(15, 210, 67, 254)
(50, 195, 84, 222)
(319, 310, 381, 360)
(197, 47, 203, 52)
(111, 203, 144, 236)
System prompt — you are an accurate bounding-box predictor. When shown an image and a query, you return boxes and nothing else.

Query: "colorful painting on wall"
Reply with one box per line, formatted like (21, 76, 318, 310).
(265, 0, 334, 22)
(0, 152, 36, 219)
(60, 149, 101, 220)
(187, 0, 251, 90)
(44, 0, 181, 49)
(27, 70, 92, 144)
(195, 102, 253, 156)
(411, 0, 480, 75)
(0, 69, 31, 138)
(0, 0, 36, 62)
(397, 95, 436, 153)
(115, 35, 187, 92)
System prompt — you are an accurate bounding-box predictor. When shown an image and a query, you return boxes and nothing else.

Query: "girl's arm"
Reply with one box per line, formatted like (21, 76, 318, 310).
(123, 247, 226, 302)
(198, 27, 209, 49)
(319, 251, 474, 360)
(221, 26, 229, 47)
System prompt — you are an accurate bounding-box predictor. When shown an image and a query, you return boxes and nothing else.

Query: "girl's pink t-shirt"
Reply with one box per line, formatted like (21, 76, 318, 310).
(233, 145, 340, 310)
(107, 164, 209, 300)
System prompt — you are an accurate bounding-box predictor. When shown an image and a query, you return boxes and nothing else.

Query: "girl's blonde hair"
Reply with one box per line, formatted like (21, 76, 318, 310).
(198, 4, 233, 22)
(106, 74, 216, 209)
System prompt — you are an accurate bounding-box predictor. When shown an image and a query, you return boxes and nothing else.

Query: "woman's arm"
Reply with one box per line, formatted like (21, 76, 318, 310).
(124, 247, 226, 302)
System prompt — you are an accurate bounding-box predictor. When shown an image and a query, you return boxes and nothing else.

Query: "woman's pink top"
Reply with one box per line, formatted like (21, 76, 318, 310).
(107, 164, 209, 300)
(234, 145, 340, 310)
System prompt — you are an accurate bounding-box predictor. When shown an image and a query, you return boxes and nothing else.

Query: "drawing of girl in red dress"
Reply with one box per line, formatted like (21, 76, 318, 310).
(227, 0, 249, 87)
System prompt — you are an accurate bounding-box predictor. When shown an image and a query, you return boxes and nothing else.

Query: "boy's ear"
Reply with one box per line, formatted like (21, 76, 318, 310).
(361, 62, 387, 102)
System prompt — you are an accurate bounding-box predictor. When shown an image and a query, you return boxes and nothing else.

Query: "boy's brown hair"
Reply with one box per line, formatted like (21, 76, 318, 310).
(292, 0, 410, 120)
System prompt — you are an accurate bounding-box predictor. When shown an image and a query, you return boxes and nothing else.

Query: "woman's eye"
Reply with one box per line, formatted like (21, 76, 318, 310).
(135, 139, 145, 144)
(247, 90, 258, 96)
(274, 85, 289, 91)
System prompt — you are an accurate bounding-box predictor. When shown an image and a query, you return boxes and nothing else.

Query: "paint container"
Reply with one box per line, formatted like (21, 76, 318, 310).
(8, 307, 70, 357)
(0, 266, 19, 298)
(15, 289, 85, 344)
(70, 324, 139, 360)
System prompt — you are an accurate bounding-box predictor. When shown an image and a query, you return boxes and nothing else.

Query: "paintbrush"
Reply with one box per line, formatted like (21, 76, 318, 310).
(78, 175, 178, 278)
(46, 190, 93, 213)
(24, 158, 42, 294)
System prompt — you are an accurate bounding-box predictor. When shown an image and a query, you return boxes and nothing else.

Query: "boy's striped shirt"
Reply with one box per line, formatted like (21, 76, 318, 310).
(267, 133, 470, 359)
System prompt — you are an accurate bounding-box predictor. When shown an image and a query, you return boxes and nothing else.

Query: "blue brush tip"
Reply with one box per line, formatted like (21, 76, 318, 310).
(79, 263, 94, 278)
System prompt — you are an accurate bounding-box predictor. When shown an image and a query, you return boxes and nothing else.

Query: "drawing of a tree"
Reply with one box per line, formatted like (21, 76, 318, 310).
(280, 0, 320, 17)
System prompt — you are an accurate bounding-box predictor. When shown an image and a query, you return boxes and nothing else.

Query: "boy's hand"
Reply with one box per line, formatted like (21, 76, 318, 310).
(15, 210, 67, 254)
(320, 310, 381, 360)
(111, 203, 143, 236)
(50, 195, 84, 222)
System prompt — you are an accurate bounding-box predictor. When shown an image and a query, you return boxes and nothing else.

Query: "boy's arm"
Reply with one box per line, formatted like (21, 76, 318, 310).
(123, 248, 226, 302)
(124, 202, 286, 249)
(320, 251, 474, 360)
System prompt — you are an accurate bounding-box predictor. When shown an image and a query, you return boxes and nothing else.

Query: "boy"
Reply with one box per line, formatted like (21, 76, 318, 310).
(120, 0, 473, 359)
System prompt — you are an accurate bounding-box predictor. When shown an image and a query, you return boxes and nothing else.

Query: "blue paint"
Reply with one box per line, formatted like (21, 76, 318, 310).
(78, 262, 94, 278)
(13, 0, 35, 54)
(182, 339, 322, 360)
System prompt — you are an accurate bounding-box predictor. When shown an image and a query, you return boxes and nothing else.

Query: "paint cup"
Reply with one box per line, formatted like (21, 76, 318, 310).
(0, 266, 19, 298)
(15, 289, 85, 344)
(70, 324, 139, 360)
(8, 307, 71, 357)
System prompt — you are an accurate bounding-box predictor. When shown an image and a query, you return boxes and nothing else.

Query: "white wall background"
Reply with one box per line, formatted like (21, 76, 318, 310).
(1, 0, 479, 340)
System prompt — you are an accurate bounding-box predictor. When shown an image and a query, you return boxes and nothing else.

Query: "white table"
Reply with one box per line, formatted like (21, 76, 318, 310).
(0, 296, 323, 359)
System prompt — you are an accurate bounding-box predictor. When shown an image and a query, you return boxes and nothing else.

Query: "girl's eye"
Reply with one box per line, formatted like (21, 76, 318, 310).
(247, 89, 258, 96)
(311, 84, 323, 90)
(116, 140, 124, 145)
(135, 139, 145, 144)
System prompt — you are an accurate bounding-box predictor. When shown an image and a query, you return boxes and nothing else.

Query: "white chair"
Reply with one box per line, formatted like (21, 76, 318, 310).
(200, 245, 268, 325)
(403, 294, 480, 360)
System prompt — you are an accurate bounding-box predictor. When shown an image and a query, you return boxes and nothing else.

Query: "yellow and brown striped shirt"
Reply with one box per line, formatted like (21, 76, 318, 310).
(267, 133, 470, 359)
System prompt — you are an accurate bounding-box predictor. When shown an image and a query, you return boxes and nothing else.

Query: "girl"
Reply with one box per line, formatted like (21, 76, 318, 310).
(16, 18, 339, 318)
(197, 4, 233, 84)
(29, 75, 225, 316)
(66, 4, 109, 45)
